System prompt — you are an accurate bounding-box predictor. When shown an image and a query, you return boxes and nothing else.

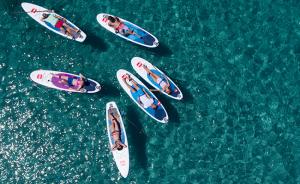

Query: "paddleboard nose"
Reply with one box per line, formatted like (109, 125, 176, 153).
(163, 117, 168, 123)
(96, 85, 102, 90)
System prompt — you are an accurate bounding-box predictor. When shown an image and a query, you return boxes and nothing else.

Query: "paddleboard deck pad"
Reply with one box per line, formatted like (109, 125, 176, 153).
(117, 69, 168, 123)
(131, 57, 183, 100)
(21, 2, 86, 42)
(97, 13, 159, 48)
(30, 70, 101, 93)
(106, 102, 129, 178)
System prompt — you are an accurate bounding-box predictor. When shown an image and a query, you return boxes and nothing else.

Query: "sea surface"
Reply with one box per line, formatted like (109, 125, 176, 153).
(0, 0, 299, 183)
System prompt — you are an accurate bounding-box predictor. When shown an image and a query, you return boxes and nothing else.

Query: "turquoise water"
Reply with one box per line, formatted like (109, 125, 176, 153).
(0, 0, 299, 183)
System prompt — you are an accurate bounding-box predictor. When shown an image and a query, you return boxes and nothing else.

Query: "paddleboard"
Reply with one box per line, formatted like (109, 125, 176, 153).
(96, 13, 159, 48)
(30, 70, 101, 93)
(21, 2, 86, 42)
(116, 69, 168, 123)
(106, 101, 129, 178)
(131, 57, 183, 100)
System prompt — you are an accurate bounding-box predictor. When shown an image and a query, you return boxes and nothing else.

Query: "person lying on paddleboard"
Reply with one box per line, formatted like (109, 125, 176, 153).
(107, 16, 142, 38)
(109, 109, 127, 151)
(123, 74, 158, 110)
(41, 12, 82, 39)
(142, 65, 172, 94)
(53, 73, 86, 91)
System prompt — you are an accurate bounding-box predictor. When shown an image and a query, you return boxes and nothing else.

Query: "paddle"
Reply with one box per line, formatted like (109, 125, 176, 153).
(149, 89, 160, 92)
(13, 10, 53, 14)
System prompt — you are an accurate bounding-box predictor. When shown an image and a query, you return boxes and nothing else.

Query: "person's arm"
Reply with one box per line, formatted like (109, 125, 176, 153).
(109, 112, 114, 120)
(120, 143, 127, 148)
(76, 84, 82, 91)
(125, 28, 142, 38)
(143, 88, 151, 99)
(138, 98, 143, 106)
(111, 145, 117, 151)
(76, 75, 85, 91)
(115, 17, 121, 22)
(161, 73, 170, 87)
(54, 14, 62, 19)
(132, 31, 142, 38)
(166, 79, 170, 87)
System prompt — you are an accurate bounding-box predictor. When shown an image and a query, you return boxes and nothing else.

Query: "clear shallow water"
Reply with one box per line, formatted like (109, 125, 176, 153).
(0, 0, 299, 183)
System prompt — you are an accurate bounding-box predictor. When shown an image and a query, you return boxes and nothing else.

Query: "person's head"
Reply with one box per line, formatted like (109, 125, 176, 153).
(78, 78, 85, 86)
(165, 87, 171, 94)
(107, 16, 116, 23)
(115, 140, 124, 150)
(42, 13, 49, 19)
(150, 104, 158, 110)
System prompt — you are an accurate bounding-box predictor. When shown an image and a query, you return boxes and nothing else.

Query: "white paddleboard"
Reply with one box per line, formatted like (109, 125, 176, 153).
(30, 70, 101, 93)
(116, 69, 168, 123)
(131, 57, 183, 100)
(96, 13, 159, 48)
(106, 101, 129, 178)
(21, 2, 86, 42)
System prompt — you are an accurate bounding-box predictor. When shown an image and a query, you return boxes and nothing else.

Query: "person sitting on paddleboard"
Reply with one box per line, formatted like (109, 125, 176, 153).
(123, 74, 158, 110)
(107, 16, 142, 38)
(53, 73, 86, 92)
(41, 12, 82, 39)
(109, 109, 127, 151)
(142, 65, 172, 94)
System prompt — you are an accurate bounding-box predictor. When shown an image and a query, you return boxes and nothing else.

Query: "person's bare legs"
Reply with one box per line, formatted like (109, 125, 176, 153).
(110, 114, 120, 134)
(143, 65, 160, 82)
(52, 74, 69, 84)
(109, 108, 115, 131)
(123, 74, 140, 92)
(123, 78, 136, 93)
(59, 75, 69, 80)
(62, 22, 80, 33)
(110, 119, 120, 132)
(127, 75, 141, 90)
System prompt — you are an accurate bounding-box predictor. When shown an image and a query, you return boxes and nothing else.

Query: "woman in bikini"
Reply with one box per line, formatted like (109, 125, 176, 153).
(123, 74, 158, 110)
(109, 110, 127, 151)
(142, 65, 172, 94)
(107, 16, 142, 38)
(41, 12, 82, 39)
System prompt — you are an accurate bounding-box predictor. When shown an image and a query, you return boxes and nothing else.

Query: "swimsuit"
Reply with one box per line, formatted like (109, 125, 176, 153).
(44, 14, 64, 28)
(157, 78, 167, 89)
(115, 23, 131, 36)
(67, 77, 81, 87)
(135, 88, 154, 108)
(55, 20, 64, 28)
(112, 130, 120, 136)
(67, 78, 74, 86)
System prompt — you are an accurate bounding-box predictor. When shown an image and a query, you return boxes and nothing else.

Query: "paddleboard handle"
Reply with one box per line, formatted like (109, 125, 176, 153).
(37, 74, 43, 79)
(163, 117, 168, 123)
(96, 85, 102, 90)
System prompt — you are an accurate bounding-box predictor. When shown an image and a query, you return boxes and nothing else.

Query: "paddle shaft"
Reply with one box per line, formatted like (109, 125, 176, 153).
(13, 10, 52, 14)
(149, 89, 160, 92)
